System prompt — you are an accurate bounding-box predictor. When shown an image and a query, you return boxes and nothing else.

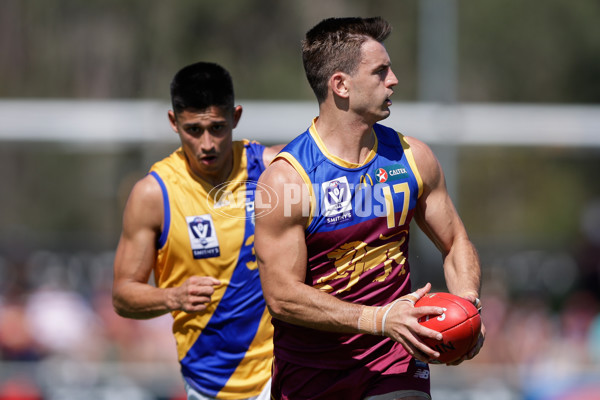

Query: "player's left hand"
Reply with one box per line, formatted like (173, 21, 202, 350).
(445, 297, 485, 365)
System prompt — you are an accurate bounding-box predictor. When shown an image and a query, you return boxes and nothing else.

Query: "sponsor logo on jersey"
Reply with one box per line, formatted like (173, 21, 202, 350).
(186, 214, 220, 259)
(374, 164, 409, 183)
(375, 168, 388, 183)
(322, 177, 353, 224)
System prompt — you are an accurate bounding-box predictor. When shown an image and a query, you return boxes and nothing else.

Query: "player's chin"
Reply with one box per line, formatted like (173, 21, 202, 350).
(373, 109, 391, 122)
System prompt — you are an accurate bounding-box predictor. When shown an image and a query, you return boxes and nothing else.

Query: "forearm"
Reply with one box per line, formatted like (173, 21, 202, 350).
(266, 279, 447, 364)
(266, 281, 363, 334)
(443, 235, 481, 298)
(112, 280, 176, 319)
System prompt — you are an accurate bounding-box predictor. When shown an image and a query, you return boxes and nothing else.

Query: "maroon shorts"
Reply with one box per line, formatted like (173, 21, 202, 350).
(271, 356, 430, 400)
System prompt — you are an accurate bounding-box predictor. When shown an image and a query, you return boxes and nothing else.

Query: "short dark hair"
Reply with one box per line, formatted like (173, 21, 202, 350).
(302, 17, 392, 103)
(170, 62, 235, 114)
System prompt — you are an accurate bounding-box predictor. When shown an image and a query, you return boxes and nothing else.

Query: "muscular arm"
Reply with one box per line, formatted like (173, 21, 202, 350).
(255, 160, 360, 332)
(112, 175, 219, 319)
(407, 137, 481, 300)
(407, 136, 485, 363)
(255, 159, 445, 361)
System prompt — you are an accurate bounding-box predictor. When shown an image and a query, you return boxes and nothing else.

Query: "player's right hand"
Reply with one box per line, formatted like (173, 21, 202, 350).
(381, 283, 445, 363)
(171, 276, 221, 313)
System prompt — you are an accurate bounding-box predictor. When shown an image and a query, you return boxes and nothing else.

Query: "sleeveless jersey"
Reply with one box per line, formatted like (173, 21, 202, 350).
(149, 140, 273, 399)
(273, 119, 423, 371)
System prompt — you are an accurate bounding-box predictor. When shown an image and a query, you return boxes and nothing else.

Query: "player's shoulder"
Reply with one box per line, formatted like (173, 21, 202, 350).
(259, 156, 303, 186)
(401, 135, 444, 190)
(128, 173, 164, 208)
(372, 123, 436, 166)
(256, 157, 309, 226)
(236, 139, 285, 167)
(120, 173, 164, 230)
(402, 135, 431, 154)
(402, 136, 437, 166)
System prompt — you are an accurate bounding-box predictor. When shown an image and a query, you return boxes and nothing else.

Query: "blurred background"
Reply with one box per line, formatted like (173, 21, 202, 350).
(1, 0, 600, 399)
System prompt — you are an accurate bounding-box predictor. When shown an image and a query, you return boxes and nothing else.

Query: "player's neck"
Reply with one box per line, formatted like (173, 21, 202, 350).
(314, 114, 375, 165)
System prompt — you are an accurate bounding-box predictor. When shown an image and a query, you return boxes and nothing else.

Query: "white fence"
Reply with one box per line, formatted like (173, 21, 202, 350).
(1, 100, 599, 147)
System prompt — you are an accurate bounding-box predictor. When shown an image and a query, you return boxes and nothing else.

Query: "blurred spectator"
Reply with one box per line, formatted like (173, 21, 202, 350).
(91, 290, 177, 364)
(24, 287, 104, 361)
(504, 295, 554, 367)
(1, 247, 600, 398)
(559, 290, 599, 364)
(473, 288, 510, 365)
(0, 301, 44, 361)
(588, 313, 600, 365)
(576, 199, 600, 296)
(0, 378, 42, 400)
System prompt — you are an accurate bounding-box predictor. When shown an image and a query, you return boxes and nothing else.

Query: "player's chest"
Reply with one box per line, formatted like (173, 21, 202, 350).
(311, 160, 418, 229)
(169, 183, 256, 260)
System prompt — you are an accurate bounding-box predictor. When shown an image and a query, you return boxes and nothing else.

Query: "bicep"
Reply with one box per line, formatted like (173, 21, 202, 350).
(113, 176, 163, 285)
(255, 161, 309, 302)
(255, 161, 367, 332)
(415, 183, 465, 256)
(409, 138, 467, 255)
(256, 214, 307, 289)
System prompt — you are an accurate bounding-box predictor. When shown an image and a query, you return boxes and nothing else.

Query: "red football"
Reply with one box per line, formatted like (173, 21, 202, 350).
(415, 292, 481, 364)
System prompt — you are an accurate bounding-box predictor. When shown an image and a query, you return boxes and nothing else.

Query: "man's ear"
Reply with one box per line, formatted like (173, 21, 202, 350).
(167, 110, 179, 134)
(232, 105, 243, 128)
(330, 72, 349, 99)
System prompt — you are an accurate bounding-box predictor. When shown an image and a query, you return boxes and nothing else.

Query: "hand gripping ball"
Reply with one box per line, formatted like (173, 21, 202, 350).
(415, 292, 481, 364)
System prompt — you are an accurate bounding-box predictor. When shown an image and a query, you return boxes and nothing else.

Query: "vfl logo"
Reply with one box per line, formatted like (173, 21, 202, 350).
(322, 177, 351, 213)
(189, 217, 212, 245)
(186, 215, 220, 259)
(325, 180, 348, 208)
(322, 177, 353, 224)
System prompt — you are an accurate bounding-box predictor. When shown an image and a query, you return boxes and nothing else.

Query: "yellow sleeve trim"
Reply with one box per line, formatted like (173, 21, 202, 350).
(398, 133, 424, 198)
(274, 152, 315, 229)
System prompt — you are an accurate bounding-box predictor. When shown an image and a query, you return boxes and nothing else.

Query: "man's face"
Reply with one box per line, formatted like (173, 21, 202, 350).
(348, 39, 399, 124)
(168, 105, 241, 185)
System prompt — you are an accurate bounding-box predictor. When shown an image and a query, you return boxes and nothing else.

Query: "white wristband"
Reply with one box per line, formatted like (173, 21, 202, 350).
(381, 299, 401, 335)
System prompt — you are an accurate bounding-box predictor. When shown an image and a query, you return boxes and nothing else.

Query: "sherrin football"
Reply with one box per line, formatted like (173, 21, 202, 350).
(415, 292, 481, 364)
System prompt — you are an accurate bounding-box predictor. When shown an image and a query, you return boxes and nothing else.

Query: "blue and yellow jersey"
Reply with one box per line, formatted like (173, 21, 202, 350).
(272, 119, 423, 371)
(149, 140, 273, 399)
